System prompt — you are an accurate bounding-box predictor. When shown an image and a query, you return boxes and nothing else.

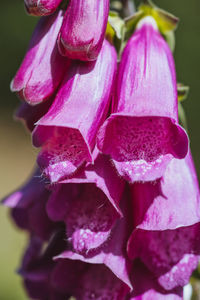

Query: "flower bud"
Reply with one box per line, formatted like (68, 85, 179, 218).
(58, 0, 109, 61)
(11, 11, 69, 105)
(24, 0, 62, 16)
(97, 16, 188, 182)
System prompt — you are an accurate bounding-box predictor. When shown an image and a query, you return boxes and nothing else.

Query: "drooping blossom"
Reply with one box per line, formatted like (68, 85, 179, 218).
(32, 40, 117, 182)
(3, 169, 55, 240)
(97, 16, 188, 182)
(24, 0, 62, 16)
(11, 11, 69, 105)
(58, 0, 109, 61)
(46, 151, 125, 254)
(54, 188, 132, 289)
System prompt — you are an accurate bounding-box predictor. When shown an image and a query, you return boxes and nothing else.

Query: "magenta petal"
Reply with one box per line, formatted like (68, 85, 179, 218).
(32, 40, 117, 182)
(130, 290, 182, 300)
(60, 151, 125, 214)
(158, 254, 199, 291)
(11, 11, 69, 105)
(58, 0, 109, 61)
(97, 17, 188, 181)
(131, 152, 200, 230)
(112, 152, 172, 183)
(24, 0, 62, 16)
(128, 223, 200, 290)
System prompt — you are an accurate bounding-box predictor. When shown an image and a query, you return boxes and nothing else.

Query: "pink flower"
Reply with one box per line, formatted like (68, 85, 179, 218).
(46, 152, 125, 254)
(11, 11, 69, 105)
(57, 0, 109, 61)
(97, 16, 188, 182)
(32, 40, 117, 182)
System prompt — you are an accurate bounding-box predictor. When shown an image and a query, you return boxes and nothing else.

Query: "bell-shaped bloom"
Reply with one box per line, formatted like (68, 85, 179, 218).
(32, 40, 117, 182)
(47, 152, 125, 254)
(11, 11, 69, 105)
(97, 16, 188, 182)
(57, 0, 109, 61)
(24, 0, 62, 16)
(130, 151, 200, 230)
(15, 97, 53, 132)
(55, 188, 132, 289)
(128, 223, 200, 291)
(3, 169, 54, 240)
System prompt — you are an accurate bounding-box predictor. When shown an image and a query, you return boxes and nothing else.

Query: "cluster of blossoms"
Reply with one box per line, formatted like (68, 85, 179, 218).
(4, 0, 200, 299)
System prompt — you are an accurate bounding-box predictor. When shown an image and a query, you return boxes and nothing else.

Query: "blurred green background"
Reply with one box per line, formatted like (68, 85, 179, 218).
(0, 1, 199, 299)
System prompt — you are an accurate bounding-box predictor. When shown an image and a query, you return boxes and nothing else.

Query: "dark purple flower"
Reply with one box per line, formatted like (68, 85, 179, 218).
(3, 169, 55, 240)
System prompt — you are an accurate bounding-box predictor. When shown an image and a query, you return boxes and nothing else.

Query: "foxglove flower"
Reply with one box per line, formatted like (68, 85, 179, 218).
(11, 11, 69, 105)
(32, 40, 117, 182)
(5, 0, 200, 298)
(131, 151, 200, 230)
(46, 152, 125, 254)
(97, 16, 188, 182)
(58, 0, 109, 61)
(3, 169, 54, 240)
(55, 188, 132, 289)
(24, 0, 62, 16)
